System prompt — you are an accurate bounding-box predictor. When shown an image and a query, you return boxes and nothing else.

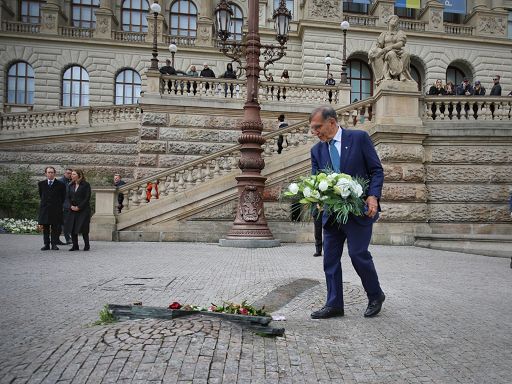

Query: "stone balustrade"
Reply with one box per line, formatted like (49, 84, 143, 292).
(160, 75, 345, 105)
(112, 30, 146, 42)
(163, 35, 196, 46)
(1, 20, 40, 33)
(59, 26, 94, 38)
(114, 97, 376, 215)
(444, 23, 474, 36)
(398, 19, 427, 32)
(0, 105, 140, 132)
(343, 14, 378, 27)
(423, 96, 512, 121)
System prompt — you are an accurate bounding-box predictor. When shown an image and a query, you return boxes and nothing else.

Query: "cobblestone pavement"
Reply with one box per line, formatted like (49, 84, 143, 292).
(0, 234, 511, 384)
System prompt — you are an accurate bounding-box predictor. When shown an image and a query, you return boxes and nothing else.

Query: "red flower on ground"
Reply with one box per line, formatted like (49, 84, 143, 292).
(169, 302, 182, 310)
(239, 308, 249, 315)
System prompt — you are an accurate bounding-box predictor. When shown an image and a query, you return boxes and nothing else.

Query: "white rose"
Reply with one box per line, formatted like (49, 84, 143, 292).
(288, 183, 299, 194)
(311, 190, 321, 199)
(303, 186, 312, 198)
(318, 180, 329, 192)
(353, 184, 363, 197)
(340, 188, 351, 198)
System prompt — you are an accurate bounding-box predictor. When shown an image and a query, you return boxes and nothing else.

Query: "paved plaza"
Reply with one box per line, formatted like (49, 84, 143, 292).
(0, 234, 511, 384)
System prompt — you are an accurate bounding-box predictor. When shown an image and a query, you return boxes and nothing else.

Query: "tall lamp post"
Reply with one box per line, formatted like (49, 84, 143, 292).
(215, 0, 291, 247)
(169, 42, 178, 67)
(149, 1, 161, 70)
(324, 54, 332, 79)
(340, 20, 350, 84)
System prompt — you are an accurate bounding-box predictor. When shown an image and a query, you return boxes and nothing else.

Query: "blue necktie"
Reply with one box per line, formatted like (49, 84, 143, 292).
(329, 139, 340, 172)
(49, 180, 53, 187)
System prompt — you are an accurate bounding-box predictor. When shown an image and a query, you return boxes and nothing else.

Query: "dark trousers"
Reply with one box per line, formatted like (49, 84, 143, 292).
(62, 210, 70, 242)
(323, 218, 383, 308)
(314, 214, 323, 253)
(71, 233, 90, 249)
(42, 224, 60, 246)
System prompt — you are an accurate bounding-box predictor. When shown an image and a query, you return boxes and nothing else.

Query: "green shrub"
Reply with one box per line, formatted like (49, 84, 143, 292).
(0, 167, 39, 219)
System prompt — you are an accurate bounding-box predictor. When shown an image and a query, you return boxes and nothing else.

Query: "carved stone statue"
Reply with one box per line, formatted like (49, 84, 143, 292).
(368, 15, 414, 86)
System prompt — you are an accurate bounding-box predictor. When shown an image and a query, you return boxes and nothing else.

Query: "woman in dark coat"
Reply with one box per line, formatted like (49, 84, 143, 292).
(65, 169, 91, 251)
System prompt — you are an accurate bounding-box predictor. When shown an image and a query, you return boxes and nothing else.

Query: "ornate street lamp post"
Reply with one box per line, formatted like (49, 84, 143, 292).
(169, 42, 178, 67)
(340, 20, 350, 84)
(149, 1, 161, 70)
(215, 0, 291, 247)
(324, 54, 332, 78)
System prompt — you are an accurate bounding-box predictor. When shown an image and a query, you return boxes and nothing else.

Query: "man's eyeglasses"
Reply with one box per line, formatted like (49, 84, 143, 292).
(310, 124, 323, 131)
(493, 78, 498, 81)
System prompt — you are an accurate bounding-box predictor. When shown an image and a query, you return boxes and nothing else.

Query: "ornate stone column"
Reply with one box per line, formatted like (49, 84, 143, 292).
(369, 0, 396, 27)
(146, 13, 168, 45)
(419, 1, 445, 33)
(95, 0, 118, 40)
(40, 0, 66, 35)
(195, 0, 214, 47)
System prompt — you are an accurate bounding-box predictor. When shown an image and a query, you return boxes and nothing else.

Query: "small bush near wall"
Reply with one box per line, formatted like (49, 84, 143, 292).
(0, 167, 39, 219)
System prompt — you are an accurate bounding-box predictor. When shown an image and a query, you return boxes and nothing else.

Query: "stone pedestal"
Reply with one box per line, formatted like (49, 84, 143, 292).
(90, 187, 117, 241)
(370, 80, 429, 245)
(465, 8, 508, 38)
(419, 1, 445, 33)
(373, 80, 423, 127)
(369, 0, 395, 27)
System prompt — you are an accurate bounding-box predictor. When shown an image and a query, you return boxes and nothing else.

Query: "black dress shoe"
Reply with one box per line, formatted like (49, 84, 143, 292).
(311, 306, 344, 319)
(69, 246, 79, 251)
(313, 252, 322, 257)
(364, 293, 385, 318)
(41, 245, 50, 251)
(83, 245, 90, 251)
(51, 245, 59, 250)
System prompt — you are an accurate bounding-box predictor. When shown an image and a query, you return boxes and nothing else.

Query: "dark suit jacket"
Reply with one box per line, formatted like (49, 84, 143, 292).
(38, 179, 66, 225)
(311, 128, 384, 226)
(64, 181, 92, 234)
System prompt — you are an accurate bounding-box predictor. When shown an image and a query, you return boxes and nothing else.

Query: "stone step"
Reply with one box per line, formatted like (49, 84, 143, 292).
(414, 234, 512, 258)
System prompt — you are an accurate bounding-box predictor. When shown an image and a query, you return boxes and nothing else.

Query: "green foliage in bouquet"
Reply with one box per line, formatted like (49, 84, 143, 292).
(283, 171, 369, 225)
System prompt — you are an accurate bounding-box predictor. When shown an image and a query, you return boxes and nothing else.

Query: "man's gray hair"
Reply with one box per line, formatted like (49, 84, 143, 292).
(309, 106, 338, 122)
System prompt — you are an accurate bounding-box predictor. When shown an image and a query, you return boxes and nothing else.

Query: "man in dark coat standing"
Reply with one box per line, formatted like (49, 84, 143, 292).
(38, 166, 66, 250)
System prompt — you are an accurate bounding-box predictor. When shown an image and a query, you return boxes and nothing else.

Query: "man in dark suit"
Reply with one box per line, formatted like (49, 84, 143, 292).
(309, 106, 385, 319)
(38, 166, 66, 250)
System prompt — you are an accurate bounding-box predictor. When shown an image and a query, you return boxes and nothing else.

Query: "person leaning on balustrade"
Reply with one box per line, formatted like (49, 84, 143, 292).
(220, 63, 237, 98)
(160, 59, 176, 93)
(325, 73, 336, 103)
(186, 65, 199, 95)
(428, 79, 446, 120)
(200, 62, 216, 92)
(277, 69, 290, 100)
(443, 81, 456, 119)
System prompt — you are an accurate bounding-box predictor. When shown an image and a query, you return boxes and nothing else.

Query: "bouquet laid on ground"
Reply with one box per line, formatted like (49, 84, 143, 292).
(283, 171, 368, 224)
(168, 300, 267, 317)
(0, 218, 39, 234)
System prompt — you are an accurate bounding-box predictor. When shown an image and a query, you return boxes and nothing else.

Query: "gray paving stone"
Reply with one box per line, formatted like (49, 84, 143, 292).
(1, 235, 511, 383)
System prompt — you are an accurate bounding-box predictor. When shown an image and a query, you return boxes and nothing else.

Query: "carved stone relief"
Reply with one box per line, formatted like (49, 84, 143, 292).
(478, 16, 506, 35)
(308, 0, 340, 19)
(43, 13, 56, 29)
(97, 17, 109, 34)
(197, 25, 212, 44)
(431, 10, 442, 27)
(239, 185, 262, 222)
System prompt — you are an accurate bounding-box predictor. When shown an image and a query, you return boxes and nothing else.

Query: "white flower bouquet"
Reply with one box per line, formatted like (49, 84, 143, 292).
(0, 218, 39, 234)
(283, 172, 368, 224)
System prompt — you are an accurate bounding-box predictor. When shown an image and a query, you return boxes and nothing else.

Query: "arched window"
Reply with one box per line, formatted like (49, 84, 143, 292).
(170, 0, 197, 37)
(410, 64, 421, 92)
(274, 0, 294, 17)
(121, 0, 149, 32)
(228, 3, 243, 41)
(347, 59, 373, 101)
(446, 66, 466, 86)
(72, 0, 100, 28)
(21, 0, 42, 23)
(115, 69, 142, 105)
(62, 66, 89, 107)
(7, 62, 35, 105)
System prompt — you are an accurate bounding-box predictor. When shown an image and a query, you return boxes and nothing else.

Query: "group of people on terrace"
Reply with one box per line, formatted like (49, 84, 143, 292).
(428, 75, 510, 97)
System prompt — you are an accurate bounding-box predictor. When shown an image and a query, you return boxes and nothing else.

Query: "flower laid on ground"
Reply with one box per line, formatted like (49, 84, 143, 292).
(283, 171, 368, 225)
(0, 218, 39, 234)
(168, 300, 267, 317)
